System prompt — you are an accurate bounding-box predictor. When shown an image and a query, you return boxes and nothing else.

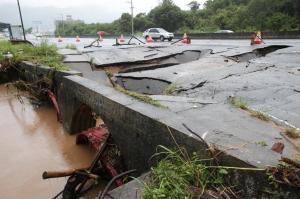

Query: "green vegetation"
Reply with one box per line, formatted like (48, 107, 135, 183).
(250, 110, 270, 121)
(0, 41, 67, 71)
(229, 96, 270, 121)
(55, 0, 300, 36)
(164, 83, 177, 95)
(143, 146, 230, 198)
(114, 85, 164, 108)
(256, 141, 268, 147)
(64, 44, 77, 50)
(284, 128, 300, 139)
(229, 96, 249, 110)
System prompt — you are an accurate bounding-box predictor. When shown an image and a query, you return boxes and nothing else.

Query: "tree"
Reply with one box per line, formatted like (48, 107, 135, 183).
(118, 13, 132, 34)
(266, 12, 298, 31)
(134, 13, 155, 32)
(188, 1, 200, 11)
(55, 0, 300, 36)
(148, 0, 184, 32)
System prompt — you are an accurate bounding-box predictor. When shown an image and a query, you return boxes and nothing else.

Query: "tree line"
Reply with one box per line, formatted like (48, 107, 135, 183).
(55, 0, 300, 36)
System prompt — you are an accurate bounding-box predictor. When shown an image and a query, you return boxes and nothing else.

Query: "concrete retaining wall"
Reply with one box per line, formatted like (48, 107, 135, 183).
(175, 31, 300, 39)
(57, 75, 254, 173)
(57, 75, 210, 172)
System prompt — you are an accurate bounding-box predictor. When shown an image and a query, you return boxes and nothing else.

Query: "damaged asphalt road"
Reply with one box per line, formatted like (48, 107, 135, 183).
(62, 42, 300, 168)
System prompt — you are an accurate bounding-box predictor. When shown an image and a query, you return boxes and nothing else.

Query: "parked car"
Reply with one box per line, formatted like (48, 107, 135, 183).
(143, 28, 174, 41)
(215, 30, 234, 33)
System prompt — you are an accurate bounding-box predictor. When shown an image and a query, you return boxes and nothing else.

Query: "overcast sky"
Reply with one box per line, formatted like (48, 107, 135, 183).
(0, 0, 206, 12)
(0, 0, 206, 31)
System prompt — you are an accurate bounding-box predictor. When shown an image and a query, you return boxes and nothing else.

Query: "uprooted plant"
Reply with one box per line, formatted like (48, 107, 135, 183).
(4, 63, 55, 104)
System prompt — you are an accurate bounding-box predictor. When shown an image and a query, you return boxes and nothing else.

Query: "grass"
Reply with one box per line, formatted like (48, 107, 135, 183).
(0, 40, 68, 71)
(250, 111, 270, 122)
(114, 85, 164, 108)
(64, 44, 77, 50)
(143, 146, 230, 199)
(164, 83, 177, 95)
(229, 96, 249, 110)
(284, 128, 300, 139)
(229, 96, 270, 121)
(256, 141, 268, 147)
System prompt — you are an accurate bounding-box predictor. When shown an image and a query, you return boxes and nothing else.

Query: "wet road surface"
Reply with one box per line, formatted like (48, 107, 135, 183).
(0, 85, 99, 199)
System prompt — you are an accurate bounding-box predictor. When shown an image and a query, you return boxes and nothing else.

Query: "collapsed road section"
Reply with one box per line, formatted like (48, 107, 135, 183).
(59, 42, 300, 198)
(1, 41, 300, 198)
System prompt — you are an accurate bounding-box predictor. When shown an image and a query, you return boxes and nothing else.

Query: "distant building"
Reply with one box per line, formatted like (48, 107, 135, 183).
(54, 15, 84, 36)
(55, 15, 84, 26)
(66, 15, 73, 21)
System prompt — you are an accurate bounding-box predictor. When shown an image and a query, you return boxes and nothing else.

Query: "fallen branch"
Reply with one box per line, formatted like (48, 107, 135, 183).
(281, 157, 300, 169)
(42, 167, 89, 179)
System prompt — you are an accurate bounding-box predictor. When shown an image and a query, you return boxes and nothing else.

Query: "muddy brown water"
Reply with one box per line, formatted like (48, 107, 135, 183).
(0, 84, 102, 198)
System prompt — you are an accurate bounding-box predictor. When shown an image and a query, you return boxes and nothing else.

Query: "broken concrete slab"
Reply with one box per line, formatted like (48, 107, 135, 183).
(58, 48, 81, 55)
(86, 45, 210, 67)
(64, 62, 92, 73)
(63, 54, 90, 63)
(150, 95, 217, 104)
(115, 44, 300, 131)
(103, 173, 149, 199)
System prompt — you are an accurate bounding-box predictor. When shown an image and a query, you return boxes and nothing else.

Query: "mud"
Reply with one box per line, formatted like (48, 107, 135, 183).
(0, 85, 101, 199)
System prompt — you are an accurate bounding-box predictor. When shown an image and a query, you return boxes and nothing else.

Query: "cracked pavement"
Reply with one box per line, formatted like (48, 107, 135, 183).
(61, 41, 300, 167)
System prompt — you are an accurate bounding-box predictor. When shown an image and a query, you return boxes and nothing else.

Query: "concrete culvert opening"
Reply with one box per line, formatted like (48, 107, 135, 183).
(71, 104, 97, 134)
(68, 103, 133, 198)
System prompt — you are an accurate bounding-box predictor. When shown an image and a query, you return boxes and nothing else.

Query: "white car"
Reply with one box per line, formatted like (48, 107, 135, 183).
(215, 30, 234, 33)
(143, 28, 174, 41)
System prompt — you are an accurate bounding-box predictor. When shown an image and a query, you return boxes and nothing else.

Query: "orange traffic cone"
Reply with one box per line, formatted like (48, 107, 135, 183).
(254, 31, 263, 44)
(76, 35, 80, 42)
(119, 34, 125, 43)
(182, 33, 191, 44)
(146, 35, 153, 43)
(58, 36, 63, 42)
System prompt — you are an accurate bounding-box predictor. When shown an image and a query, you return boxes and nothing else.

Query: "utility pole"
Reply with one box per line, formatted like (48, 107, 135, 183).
(61, 14, 64, 36)
(130, 0, 134, 35)
(17, 0, 26, 40)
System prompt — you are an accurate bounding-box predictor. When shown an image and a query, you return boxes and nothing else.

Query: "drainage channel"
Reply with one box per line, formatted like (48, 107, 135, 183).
(0, 83, 131, 199)
(0, 85, 103, 198)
